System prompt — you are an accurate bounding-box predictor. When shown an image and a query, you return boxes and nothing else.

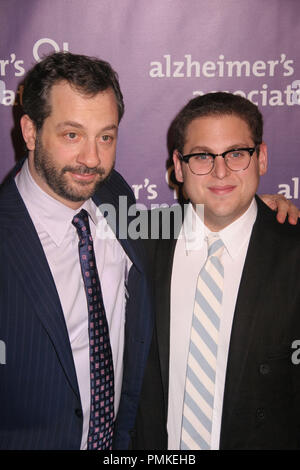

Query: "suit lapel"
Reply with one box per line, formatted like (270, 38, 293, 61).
(1, 177, 80, 399)
(92, 174, 146, 273)
(155, 236, 178, 414)
(220, 200, 275, 445)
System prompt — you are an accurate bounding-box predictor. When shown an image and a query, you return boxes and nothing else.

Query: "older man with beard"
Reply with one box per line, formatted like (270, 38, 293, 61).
(0, 52, 153, 450)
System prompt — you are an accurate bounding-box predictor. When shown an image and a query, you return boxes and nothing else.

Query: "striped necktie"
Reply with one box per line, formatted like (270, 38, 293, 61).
(180, 234, 224, 450)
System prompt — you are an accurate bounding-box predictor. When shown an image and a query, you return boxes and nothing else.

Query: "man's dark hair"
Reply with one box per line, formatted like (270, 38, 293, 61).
(22, 52, 124, 129)
(167, 92, 263, 158)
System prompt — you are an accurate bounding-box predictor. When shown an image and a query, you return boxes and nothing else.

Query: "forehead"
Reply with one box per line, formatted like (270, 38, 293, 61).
(47, 81, 118, 121)
(184, 114, 253, 149)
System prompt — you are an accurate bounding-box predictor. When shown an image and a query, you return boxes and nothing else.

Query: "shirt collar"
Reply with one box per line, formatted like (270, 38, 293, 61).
(183, 198, 257, 258)
(15, 158, 98, 247)
(218, 198, 257, 259)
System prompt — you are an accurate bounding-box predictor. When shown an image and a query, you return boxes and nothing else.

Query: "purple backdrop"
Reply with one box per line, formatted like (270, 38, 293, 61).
(1, 0, 299, 205)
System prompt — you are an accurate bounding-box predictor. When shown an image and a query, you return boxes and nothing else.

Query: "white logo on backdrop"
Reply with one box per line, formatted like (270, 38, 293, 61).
(149, 53, 299, 107)
(33, 38, 69, 62)
(0, 38, 69, 106)
(278, 177, 299, 200)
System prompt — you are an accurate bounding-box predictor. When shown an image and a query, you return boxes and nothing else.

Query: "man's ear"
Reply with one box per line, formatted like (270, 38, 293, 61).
(258, 142, 268, 176)
(20, 114, 37, 151)
(173, 150, 184, 183)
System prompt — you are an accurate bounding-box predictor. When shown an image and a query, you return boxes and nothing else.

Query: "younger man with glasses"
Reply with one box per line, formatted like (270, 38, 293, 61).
(131, 92, 300, 450)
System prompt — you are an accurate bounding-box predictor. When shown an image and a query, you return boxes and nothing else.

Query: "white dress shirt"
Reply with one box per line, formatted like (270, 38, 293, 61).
(168, 199, 257, 450)
(15, 159, 131, 449)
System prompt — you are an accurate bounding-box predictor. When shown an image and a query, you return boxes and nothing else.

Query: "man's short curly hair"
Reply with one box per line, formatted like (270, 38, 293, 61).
(22, 52, 124, 129)
(167, 92, 263, 158)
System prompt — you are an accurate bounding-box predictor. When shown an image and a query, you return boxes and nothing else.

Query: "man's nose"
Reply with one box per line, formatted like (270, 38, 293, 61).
(211, 155, 230, 179)
(77, 139, 100, 168)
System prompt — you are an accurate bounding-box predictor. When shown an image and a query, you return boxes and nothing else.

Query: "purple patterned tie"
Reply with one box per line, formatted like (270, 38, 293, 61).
(72, 209, 114, 450)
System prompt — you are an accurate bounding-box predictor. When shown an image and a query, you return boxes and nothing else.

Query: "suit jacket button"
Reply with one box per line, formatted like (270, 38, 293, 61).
(259, 363, 270, 375)
(75, 408, 83, 419)
(256, 408, 266, 420)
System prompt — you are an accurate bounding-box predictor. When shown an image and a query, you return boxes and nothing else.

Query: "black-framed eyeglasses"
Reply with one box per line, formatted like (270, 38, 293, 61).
(178, 146, 258, 175)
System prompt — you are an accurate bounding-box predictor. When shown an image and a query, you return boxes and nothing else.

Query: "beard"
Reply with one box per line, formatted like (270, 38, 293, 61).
(33, 134, 114, 203)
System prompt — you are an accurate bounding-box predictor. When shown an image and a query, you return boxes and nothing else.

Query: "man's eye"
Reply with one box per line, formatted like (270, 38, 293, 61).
(66, 132, 77, 140)
(195, 154, 210, 161)
(230, 151, 243, 158)
(101, 135, 113, 142)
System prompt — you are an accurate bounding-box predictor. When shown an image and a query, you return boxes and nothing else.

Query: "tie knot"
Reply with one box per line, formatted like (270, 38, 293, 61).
(72, 209, 91, 236)
(207, 234, 224, 259)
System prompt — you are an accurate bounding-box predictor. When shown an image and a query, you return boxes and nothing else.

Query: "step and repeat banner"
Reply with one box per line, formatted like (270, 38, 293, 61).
(1, 0, 299, 205)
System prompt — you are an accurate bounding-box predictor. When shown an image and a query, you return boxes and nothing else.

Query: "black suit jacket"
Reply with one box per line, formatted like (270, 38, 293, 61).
(133, 197, 300, 450)
(0, 162, 153, 450)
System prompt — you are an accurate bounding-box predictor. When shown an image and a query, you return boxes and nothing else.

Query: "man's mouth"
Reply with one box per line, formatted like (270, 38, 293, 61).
(69, 172, 98, 182)
(208, 185, 236, 195)
(63, 165, 105, 183)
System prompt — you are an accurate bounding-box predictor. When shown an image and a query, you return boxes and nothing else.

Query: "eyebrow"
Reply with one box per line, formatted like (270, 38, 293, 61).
(55, 121, 118, 132)
(188, 143, 252, 154)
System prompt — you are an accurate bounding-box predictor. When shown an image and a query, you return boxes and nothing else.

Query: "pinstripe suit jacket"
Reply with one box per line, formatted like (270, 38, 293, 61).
(0, 160, 153, 450)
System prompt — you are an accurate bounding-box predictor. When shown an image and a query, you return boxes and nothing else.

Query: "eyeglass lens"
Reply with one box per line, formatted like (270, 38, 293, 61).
(189, 149, 251, 175)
